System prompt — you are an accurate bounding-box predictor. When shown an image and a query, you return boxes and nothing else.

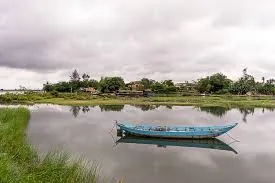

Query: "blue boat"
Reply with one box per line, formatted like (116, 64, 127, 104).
(116, 135, 238, 154)
(116, 122, 238, 139)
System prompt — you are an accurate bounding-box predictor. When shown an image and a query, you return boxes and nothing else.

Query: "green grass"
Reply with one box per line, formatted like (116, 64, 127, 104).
(0, 108, 97, 183)
(1, 92, 275, 108)
(36, 96, 275, 108)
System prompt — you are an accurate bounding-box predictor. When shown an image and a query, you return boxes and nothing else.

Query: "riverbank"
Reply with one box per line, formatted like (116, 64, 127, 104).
(1, 93, 275, 108)
(35, 96, 275, 108)
(0, 108, 97, 183)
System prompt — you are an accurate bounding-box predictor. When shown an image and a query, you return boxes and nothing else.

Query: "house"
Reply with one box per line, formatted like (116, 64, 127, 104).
(126, 81, 144, 91)
(115, 89, 153, 97)
(175, 82, 196, 91)
(83, 87, 98, 94)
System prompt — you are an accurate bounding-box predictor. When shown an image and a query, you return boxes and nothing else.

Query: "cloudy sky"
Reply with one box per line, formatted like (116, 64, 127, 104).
(1, 0, 275, 89)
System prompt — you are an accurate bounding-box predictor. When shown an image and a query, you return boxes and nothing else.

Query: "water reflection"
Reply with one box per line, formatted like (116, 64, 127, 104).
(197, 106, 229, 117)
(27, 104, 275, 183)
(196, 106, 275, 122)
(99, 105, 124, 112)
(130, 104, 160, 111)
(69, 105, 275, 123)
(69, 105, 163, 117)
(82, 106, 90, 113)
(239, 108, 254, 123)
(115, 133, 238, 154)
(70, 106, 81, 118)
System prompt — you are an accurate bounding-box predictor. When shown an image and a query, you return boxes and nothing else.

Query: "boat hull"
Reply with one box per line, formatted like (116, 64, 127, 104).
(116, 122, 237, 139)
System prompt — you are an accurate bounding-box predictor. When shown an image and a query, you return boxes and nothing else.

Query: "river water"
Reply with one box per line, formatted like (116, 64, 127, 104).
(18, 104, 275, 182)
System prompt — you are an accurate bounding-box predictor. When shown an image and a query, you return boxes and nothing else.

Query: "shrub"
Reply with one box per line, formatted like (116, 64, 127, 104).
(50, 91, 59, 97)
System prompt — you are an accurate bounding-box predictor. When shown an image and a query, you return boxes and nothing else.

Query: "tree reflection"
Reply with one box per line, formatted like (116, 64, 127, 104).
(239, 107, 275, 123)
(82, 106, 90, 113)
(99, 105, 125, 112)
(198, 107, 230, 117)
(198, 106, 275, 123)
(70, 105, 125, 115)
(238, 108, 255, 123)
(165, 105, 173, 109)
(70, 106, 81, 118)
(130, 104, 160, 111)
(263, 108, 275, 113)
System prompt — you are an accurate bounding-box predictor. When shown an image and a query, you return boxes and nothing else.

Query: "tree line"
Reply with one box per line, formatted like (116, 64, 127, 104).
(196, 68, 275, 95)
(43, 69, 275, 95)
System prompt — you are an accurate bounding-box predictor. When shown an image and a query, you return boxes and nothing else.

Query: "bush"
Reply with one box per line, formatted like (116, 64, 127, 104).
(50, 91, 59, 97)
(214, 89, 229, 95)
(17, 95, 28, 101)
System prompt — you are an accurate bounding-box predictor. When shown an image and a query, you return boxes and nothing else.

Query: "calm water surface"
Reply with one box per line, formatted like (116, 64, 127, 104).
(24, 104, 275, 183)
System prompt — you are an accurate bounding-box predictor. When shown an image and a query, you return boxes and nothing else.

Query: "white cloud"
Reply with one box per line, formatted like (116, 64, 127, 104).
(1, 0, 275, 88)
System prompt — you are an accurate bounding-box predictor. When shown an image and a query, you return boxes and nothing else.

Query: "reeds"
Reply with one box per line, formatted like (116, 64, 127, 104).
(0, 107, 98, 183)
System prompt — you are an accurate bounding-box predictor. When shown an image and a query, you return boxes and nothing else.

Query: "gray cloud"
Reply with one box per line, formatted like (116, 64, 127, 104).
(1, 0, 275, 88)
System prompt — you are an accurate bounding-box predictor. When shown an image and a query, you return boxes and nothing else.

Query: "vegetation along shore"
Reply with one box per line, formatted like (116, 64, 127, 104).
(1, 68, 275, 108)
(1, 92, 275, 108)
(0, 108, 98, 183)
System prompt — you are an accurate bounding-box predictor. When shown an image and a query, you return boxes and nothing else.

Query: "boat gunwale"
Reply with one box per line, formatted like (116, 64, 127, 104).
(117, 122, 238, 132)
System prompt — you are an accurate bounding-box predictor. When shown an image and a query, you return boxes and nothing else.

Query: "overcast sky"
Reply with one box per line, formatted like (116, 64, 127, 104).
(1, 0, 275, 89)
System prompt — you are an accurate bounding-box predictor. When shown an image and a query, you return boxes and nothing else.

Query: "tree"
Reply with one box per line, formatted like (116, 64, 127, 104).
(162, 80, 174, 87)
(164, 86, 178, 93)
(88, 79, 99, 89)
(43, 81, 53, 92)
(196, 77, 211, 93)
(243, 68, 247, 76)
(151, 82, 165, 93)
(53, 82, 72, 92)
(257, 82, 275, 95)
(80, 73, 93, 88)
(141, 78, 150, 89)
(267, 78, 275, 84)
(196, 73, 232, 94)
(141, 78, 155, 89)
(230, 69, 256, 95)
(70, 69, 80, 82)
(19, 85, 27, 90)
(99, 77, 125, 93)
(82, 73, 90, 81)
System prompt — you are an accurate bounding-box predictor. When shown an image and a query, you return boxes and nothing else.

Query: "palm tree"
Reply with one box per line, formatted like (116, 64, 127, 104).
(243, 68, 247, 76)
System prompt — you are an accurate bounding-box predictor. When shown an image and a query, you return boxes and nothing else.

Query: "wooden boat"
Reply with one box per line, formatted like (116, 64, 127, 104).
(116, 135, 237, 154)
(116, 122, 238, 139)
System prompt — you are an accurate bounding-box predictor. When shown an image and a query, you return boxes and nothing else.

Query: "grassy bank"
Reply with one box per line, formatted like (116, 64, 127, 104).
(1, 92, 275, 108)
(36, 96, 275, 108)
(0, 108, 97, 183)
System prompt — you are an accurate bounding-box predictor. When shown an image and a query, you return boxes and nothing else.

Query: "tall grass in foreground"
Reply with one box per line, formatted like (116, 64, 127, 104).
(0, 108, 97, 183)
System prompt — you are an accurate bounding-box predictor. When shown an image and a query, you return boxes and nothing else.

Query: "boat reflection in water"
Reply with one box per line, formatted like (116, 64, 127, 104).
(116, 131, 238, 154)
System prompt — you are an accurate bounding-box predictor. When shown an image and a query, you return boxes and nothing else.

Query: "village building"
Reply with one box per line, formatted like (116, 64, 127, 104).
(125, 81, 144, 91)
(83, 87, 98, 94)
